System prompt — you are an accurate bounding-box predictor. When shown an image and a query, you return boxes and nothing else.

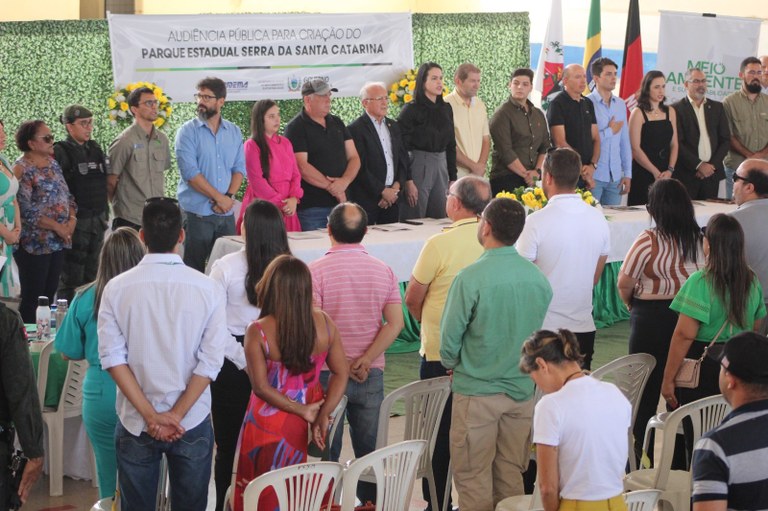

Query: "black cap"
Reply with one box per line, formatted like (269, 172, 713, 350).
(708, 332, 768, 384)
(301, 78, 338, 97)
(61, 105, 93, 124)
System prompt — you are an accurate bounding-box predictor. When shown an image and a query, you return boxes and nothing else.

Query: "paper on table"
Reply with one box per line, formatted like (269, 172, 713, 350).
(370, 223, 413, 232)
(288, 231, 326, 240)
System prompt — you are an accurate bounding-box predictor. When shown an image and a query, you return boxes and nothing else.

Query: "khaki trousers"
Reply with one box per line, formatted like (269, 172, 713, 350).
(450, 393, 534, 511)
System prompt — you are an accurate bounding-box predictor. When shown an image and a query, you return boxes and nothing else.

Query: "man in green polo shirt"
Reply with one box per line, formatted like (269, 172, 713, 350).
(440, 197, 552, 511)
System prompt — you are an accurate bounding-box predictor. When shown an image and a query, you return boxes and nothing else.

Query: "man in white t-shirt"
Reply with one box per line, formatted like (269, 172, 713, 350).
(516, 148, 610, 369)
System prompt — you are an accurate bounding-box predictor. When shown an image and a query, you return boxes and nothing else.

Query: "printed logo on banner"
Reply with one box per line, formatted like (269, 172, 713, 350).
(288, 76, 301, 92)
(226, 81, 250, 94)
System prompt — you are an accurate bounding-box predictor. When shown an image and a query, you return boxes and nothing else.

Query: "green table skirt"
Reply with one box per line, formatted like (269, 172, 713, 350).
(386, 261, 628, 355)
(30, 343, 69, 408)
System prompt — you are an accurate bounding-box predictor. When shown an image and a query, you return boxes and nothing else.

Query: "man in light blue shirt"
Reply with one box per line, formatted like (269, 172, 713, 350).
(587, 58, 632, 205)
(175, 77, 245, 272)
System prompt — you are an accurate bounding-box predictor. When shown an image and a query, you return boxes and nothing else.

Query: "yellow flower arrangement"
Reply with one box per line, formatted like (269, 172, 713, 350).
(389, 68, 450, 107)
(107, 81, 173, 129)
(496, 187, 597, 214)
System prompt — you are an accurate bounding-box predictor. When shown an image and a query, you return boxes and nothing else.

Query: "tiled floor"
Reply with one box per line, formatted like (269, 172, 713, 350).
(24, 415, 436, 511)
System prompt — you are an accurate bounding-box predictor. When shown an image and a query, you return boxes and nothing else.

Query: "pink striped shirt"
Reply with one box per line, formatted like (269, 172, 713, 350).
(309, 244, 401, 369)
(620, 229, 703, 299)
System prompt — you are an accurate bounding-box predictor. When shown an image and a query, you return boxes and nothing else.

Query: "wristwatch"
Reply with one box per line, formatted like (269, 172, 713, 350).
(225, 192, 234, 199)
(667, 166, 675, 174)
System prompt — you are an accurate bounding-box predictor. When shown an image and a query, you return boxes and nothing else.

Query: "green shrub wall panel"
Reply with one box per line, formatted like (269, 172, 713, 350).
(0, 13, 528, 197)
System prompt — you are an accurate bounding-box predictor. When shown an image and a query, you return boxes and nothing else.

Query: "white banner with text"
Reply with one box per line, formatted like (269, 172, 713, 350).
(657, 11, 760, 103)
(108, 12, 414, 101)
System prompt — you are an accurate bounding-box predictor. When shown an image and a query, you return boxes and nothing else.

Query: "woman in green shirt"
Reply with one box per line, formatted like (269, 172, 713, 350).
(54, 227, 145, 499)
(662, 214, 766, 410)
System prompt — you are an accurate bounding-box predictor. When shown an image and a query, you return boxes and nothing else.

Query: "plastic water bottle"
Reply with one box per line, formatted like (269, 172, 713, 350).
(35, 296, 51, 342)
(55, 299, 68, 332)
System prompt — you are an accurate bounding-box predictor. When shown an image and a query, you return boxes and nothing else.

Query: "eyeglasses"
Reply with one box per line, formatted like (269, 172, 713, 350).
(687, 79, 707, 85)
(144, 196, 179, 206)
(193, 93, 218, 102)
(364, 96, 389, 102)
(36, 134, 54, 143)
(141, 100, 159, 108)
(733, 174, 751, 184)
(72, 119, 93, 128)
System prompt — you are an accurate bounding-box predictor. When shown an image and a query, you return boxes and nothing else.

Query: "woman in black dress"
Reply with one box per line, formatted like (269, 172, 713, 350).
(628, 70, 678, 205)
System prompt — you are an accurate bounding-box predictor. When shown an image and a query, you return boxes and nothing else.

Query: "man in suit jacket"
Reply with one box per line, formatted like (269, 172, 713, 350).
(348, 82, 409, 224)
(672, 68, 730, 199)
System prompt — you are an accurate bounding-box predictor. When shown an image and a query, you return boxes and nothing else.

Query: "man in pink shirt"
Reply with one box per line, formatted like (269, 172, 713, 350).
(309, 202, 404, 502)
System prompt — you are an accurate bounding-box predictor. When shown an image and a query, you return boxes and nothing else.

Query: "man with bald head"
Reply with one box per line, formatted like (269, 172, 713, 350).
(729, 159, 768, 334)
(546, 64, 600, 189)
(348, 82, 409, 224)
(309, 202, 403, 503)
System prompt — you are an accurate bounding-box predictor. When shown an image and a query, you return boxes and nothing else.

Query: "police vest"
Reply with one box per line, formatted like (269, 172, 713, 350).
(54, 138, 109, 217)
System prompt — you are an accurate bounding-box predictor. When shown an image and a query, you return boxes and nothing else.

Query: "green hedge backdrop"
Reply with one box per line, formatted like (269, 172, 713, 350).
(0, 13, 528, 196)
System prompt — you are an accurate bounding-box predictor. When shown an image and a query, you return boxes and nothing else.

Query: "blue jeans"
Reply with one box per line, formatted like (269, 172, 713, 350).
(115, 417, 213, 511)
(182, 211, 235, 273)
(724, 166, 735, 199)
(298, 206, 333, 231)
(591, 178, 622, 206)
(320, 368, 383, 503)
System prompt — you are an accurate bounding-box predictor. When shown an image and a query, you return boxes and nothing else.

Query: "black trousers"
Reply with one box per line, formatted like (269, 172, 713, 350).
(420, 359, 454, 511)
(0, 450, 8, 509)
(627, 298, 678, 466)
(210, 336, 251, 511)
(13, 247, 65, 323)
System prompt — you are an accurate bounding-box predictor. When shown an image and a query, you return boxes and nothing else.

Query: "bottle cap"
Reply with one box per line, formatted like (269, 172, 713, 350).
(57, 299, 68, 307)
(38, 296, 50, 306)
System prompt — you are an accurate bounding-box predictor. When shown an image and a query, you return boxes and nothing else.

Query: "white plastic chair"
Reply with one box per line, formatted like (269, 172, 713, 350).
(242, 461, 343, 511)
(624, 489, 662, 511)
(38, 345, 91, 496)
(339, 440, 426, 511)
(624, 394, 731, 511)
(366, 376, 452, 511)
(591, 353, 656, 471)
(494, 481, 543, 511)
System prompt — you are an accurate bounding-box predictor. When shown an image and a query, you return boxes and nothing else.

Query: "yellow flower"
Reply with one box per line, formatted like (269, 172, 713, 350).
(403, 93, 413, 103)
(390, 83, 399, 92)
(534, 188, 545, 198)
(408, 80, 416, 91)
(154, 87, 164, 98)
(399, 79, 408, 87)
(120, 102, 129, 111)
(153, 117, 165, 128)
(107, 98, 117, 109)
(165, 106, 173, 116)
(389, 92, 398, 102)
(522, 192, 540, 209)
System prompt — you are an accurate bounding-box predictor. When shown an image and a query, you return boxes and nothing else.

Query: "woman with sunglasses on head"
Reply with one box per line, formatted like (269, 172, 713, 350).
(617, 179, 703, 465)
(12, 120, 76, 323)
(236, 100, 303, 234)
(662, 214, 765, 411)
(0, 119, 21, 298)
(520, 329, 631, 511)
(54, 227, 145, 500)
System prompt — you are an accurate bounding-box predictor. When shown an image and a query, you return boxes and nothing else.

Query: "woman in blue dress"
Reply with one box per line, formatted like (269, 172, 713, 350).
(55, 227, 145, 499)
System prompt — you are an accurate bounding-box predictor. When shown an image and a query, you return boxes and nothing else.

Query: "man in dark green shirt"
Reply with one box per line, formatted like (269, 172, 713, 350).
(440, 197, 552, 511)
(0, 302, 44, 505)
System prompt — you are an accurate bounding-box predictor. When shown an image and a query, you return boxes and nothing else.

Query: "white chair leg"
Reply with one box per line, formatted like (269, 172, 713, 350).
(426, 464, 439, 511)
(48, 420, 64, 496)
(442, 460, 453, 511)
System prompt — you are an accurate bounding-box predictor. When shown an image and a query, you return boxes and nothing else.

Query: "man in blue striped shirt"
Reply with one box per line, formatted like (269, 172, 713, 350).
(692, 331, 768, 511)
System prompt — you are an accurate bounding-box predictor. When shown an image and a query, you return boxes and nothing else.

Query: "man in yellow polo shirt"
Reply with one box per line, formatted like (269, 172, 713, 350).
(445, 63, 491, 178)
(405, 174, 491, 511)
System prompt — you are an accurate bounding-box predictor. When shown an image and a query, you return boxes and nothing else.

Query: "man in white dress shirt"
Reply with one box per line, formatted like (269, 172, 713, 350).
(98, 196, 229, 510)
(516, 148, 610, 369)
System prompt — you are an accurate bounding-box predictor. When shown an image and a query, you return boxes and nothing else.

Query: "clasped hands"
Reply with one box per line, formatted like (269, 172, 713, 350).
(325, 176, 349, 203)
(54, 217, 76, 243)
(145, 410, 185, 442)
(211, 193, 235, 215)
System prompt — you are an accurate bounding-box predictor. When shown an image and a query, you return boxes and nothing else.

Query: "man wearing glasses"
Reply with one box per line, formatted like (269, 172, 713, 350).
(671, 68, 730, 200)
(348, 82, 408, 224)
(284, 78, 360, 231)
(175, 77, 245, 272)
(729, 159, 768, 335)
(722, 57, 768, 199)
(108, 87, 172, 232)
(53, 105, 110, 301)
